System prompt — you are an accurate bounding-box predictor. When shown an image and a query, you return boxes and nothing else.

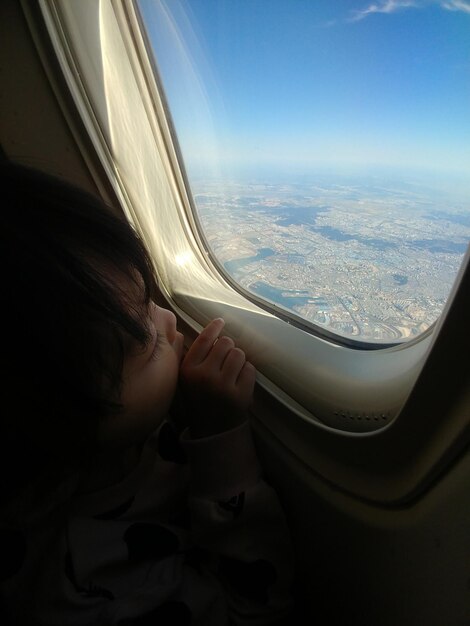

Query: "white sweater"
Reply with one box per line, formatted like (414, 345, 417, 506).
(1, 420, 294, 625)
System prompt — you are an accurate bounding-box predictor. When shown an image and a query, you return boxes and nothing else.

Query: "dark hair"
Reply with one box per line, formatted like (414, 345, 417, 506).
(1, 162, 158, 501)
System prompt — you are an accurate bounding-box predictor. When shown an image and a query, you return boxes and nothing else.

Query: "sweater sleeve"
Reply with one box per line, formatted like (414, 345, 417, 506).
(180, 421, 295, 625)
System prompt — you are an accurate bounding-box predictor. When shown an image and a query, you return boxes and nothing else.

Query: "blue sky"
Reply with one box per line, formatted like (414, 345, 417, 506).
(139, 0, 470, 181)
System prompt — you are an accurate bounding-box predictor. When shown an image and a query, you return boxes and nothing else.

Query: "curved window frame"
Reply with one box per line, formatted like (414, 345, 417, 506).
(31, 0, 470, 505)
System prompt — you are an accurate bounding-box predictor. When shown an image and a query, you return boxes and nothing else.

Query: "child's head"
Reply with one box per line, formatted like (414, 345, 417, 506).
(1, 162, 183, 502)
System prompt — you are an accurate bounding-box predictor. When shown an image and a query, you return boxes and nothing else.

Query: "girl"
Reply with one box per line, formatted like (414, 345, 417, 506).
(0, 162, 294, 625)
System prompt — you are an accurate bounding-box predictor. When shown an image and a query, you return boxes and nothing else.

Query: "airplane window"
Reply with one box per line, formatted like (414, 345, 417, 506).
(137, 0, 470, 346)
(29, 0, 468, 501)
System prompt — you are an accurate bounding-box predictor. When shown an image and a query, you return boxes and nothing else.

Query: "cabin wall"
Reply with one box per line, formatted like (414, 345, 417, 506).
(0, 0, 97, 192)
(254, 419, 470, 625)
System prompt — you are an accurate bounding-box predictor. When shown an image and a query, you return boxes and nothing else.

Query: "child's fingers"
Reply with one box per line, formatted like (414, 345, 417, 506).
(236, 360, 256, 395)
(203, 335, 236, 370)
(220, 346, 246, 382)
(183, 318, 225, 367)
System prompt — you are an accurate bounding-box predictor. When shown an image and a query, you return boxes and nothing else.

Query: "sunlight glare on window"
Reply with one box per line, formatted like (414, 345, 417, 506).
(138, 0, 470, 344)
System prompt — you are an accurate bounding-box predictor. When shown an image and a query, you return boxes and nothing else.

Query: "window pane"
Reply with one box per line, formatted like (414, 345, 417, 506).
(138, 0, 470, 344)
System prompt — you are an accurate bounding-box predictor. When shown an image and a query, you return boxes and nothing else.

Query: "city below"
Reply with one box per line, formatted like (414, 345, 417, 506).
(193, 174, 470, 343)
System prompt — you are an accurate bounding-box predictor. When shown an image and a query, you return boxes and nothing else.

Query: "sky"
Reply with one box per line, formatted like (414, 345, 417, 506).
(138, 0, 470, 182)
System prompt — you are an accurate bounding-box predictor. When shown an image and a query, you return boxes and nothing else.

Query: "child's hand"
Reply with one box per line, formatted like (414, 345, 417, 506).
(179, 318, 256, 438)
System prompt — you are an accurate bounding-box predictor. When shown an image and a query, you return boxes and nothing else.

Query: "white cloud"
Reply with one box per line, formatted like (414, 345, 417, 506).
(350, 0, 470, 21)
(440, 0, 470, 13)
(321, 19, 338, 28)
(350, 1, 418, 22)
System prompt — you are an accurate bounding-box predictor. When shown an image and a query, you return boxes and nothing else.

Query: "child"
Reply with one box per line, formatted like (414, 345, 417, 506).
(0, 162, 294, 625)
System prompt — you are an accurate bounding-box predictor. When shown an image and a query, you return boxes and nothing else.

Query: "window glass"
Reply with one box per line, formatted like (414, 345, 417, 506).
(138, 0, 470, 344)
